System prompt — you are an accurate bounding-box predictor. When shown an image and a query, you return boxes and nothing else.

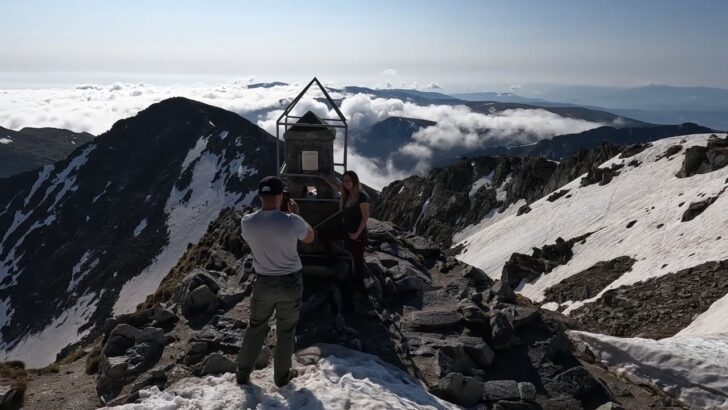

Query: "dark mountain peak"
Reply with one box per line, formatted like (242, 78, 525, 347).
(18, 127, 94, 139)
(0, 126, 95, 179)
(0, 99, 278, 365)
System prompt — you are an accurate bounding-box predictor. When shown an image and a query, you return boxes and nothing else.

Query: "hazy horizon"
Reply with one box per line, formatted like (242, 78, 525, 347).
(3, 1, 728, 91)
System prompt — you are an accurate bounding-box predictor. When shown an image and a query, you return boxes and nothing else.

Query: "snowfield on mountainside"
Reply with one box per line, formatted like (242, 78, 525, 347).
(456, 133, 728, 408)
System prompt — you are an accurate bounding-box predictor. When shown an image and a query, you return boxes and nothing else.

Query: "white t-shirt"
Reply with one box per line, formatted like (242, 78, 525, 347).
(240, 209, 309, 276)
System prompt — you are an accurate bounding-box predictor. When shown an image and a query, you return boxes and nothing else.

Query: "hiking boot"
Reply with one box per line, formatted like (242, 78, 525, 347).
(275, 368, 299, 387)
(236, 369, 250, 385)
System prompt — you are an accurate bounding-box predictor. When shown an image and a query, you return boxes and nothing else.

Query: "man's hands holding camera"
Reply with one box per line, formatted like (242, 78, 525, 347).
(288, 199, 299, 215)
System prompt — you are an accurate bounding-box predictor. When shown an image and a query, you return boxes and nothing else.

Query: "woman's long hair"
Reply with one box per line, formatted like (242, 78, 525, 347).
(341, 170, 361, 208)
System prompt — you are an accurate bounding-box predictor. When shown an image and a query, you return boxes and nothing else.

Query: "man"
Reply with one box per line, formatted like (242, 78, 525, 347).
(236, 175, 315, 387)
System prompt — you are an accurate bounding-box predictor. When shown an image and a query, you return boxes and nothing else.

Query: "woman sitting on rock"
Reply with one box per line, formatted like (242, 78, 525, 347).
(318, 170, 370, 280)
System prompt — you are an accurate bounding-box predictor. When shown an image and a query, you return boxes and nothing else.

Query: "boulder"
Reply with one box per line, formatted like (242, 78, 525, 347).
(549, 366, 600, 398)
(438, 372, 484, 407)
(0, 384, 22, 410)
(175, 270, 223, 317)
(183, 285, 217, 313)
(395, 276, 431, 294)
(406, 310, 463, 333)
(682, 196, 719, 222)
(490, 311, 515, 349)
(503, 306, 540, 328)
(482, 380, 521, 401)
(136, 327, 166, 346)
(493, 401, 541, 410)
(518, 382, 537, 401)
(462, 265, 493, 288)
(184, 341, 209, 365)
(125, 342, 162, 373)
(502, 253, 545, 288)
(103, 324, 141, 357)
(200, 353, 236, 376)
(402, 235, 441, 259)
(218, 289, 245, 308)
(97, 355, 131, 402)
(492, 280, 516, 303)
(151, 307, 178, 328)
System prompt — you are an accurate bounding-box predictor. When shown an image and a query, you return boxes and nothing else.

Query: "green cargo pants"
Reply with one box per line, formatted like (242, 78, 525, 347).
(236, 271, 303, 385)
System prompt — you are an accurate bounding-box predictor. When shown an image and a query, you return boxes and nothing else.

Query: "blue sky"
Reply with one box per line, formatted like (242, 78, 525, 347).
(2, 0, 728, 90)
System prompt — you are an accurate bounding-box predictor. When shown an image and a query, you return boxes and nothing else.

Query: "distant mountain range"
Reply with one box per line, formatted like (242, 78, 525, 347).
(456, 122, 713, 165)
(0, 127, 94, 179)
(458, 85, 728, 130)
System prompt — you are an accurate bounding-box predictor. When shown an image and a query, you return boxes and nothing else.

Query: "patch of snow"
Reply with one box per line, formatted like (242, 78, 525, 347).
(678, 293, 728, 337)
(0, 137, 11, 144)
(208, 120, 215, 127)
(0, 292, 99, 368)
(67, 250, 99, 291)
(0, 214, 57, 290)
(468, 170, 494, 197)
(242, 189, 258, 205)
(112, 141, 254, 315)
(0, 164, 54, 253)
(571, 331, 728, 409)
(0, 298, 13, 333)
(133, 218, 148, 237)
(108, 347, 456, 410)
(180, 135, 207, 172)
(410, 198, 430, 234)
(456, 134, 728, 310)
(494, 176, 512, 202)
(24, 165, 53, 208)
(540, 302, 559, 311)
(236, 165, 256, 179)
(47, 144, 96, 212)
(219, 130, 229, 140)
(92, 181, 112, 203)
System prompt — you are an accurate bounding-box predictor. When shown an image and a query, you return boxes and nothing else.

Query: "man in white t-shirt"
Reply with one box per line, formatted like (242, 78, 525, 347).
(236, 176, 314, 387)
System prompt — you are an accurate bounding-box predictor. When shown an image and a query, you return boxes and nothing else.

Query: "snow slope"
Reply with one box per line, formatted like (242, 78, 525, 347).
(0, 291, 100, 367)
(455, 133, 728, 408)
(107, 347, 457, 410)
(112, 133, 258, 315)
(456, 133, 728, 312)
(571, 331, 728, 409)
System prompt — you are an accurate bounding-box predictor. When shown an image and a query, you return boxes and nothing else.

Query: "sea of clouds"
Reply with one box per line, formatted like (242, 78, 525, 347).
(0, 80, 604, 189)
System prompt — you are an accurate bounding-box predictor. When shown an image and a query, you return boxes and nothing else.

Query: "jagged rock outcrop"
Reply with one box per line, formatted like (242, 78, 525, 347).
(500, 234, 592, 288)
(373, 143, 624, 247)
(677, 134, 728, 178)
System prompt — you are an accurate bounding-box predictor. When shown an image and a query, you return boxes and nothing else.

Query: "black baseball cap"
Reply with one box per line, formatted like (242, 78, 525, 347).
(258, 176, 284, 196)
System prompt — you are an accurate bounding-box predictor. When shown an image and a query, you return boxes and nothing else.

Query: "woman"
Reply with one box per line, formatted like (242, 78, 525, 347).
(318, 170, 370, 279)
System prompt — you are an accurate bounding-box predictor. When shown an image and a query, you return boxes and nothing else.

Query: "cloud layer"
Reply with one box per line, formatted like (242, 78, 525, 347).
(0, 81, 604, 189)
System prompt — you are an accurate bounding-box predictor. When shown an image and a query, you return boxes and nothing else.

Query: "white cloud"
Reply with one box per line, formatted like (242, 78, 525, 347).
(0, 81, 310, 135)
(0, 81, 604, 189)
(382, 68, 398, 76)
(424, 82, 442, 90)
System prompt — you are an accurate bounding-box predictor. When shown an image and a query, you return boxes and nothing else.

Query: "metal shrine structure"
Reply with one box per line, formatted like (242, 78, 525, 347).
(275, 77, 352, 277)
